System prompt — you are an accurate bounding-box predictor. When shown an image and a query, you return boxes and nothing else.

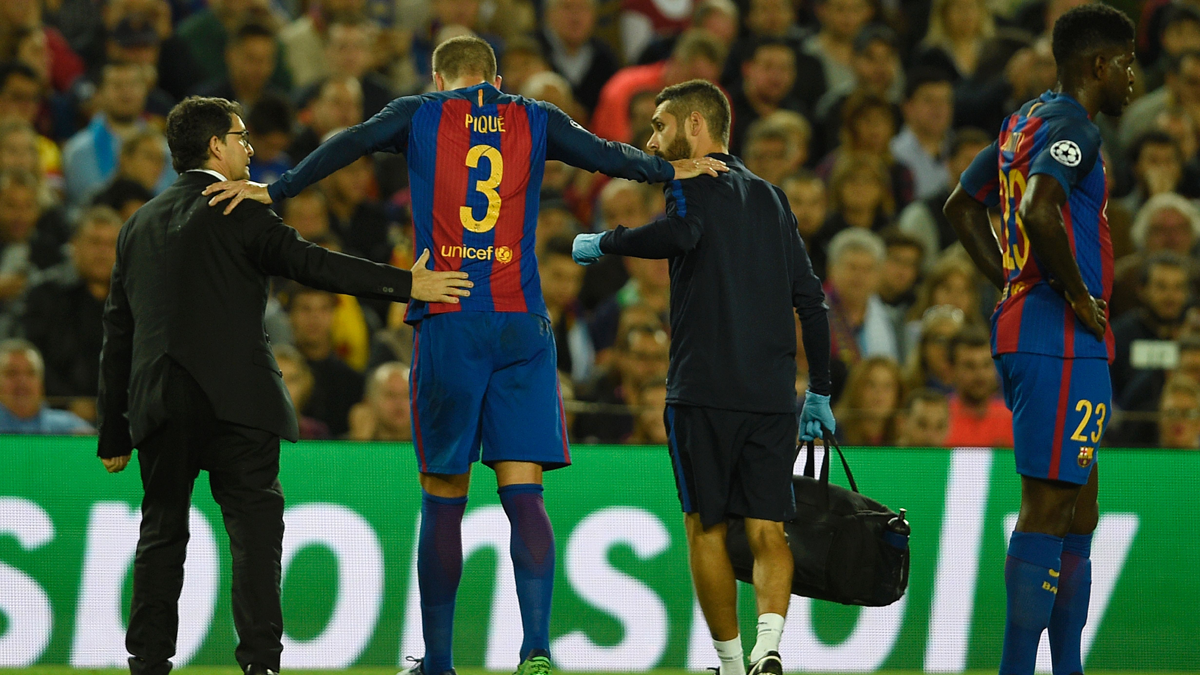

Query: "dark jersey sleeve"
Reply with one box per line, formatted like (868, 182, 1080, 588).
(779, 188, 831, 396)
(959, 139, 1001, 207)
(269, 96, 424, 201)
(599, 179, 704, 257)
(1028, 120, 1101, 197)
(542, 102, 675, 183)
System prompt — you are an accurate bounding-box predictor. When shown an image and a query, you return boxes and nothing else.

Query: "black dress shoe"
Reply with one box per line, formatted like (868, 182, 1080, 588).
(245, 664, 279, 675)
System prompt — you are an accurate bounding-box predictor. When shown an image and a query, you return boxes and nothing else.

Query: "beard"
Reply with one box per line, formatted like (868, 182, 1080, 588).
(654, 134, 693, 162)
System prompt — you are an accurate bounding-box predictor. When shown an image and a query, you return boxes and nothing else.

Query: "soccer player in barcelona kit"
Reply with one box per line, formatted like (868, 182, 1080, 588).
(943, 6, 1136, 675)
(206, 35, 726, 675)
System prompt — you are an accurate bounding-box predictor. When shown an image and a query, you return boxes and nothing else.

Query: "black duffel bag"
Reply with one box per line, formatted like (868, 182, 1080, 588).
(726, 434, 910, 606)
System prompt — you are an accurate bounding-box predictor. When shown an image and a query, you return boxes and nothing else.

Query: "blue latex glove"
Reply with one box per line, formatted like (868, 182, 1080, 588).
(799, 390, 835, 441)
(572, 233, 604, 266)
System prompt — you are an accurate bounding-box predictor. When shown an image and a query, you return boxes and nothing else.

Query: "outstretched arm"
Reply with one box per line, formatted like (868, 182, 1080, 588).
(205, 97, 423, 212)
(573, 180, 703, 264)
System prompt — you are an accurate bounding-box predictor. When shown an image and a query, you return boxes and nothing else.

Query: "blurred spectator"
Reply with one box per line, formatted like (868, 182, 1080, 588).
(20, 206, 120, 418)
(906, 252, 985, 345)
(591, 29, 726, 143)
(574, 316, 668, 443)
(98, 0, 205, 104)
(522, 70, 587, 124)
(955, 35, 1056, 137)
(280, 0, 368, 90)
(272, 343, 331, 439)
(834, 355, 903, 445)
(1158, 374, 1200, 449)
(0, 119, 60, 205)
(728, 38, 804, 155)
(896, 387, 950, 447)
(578, 179, 656, 311)
(801, 0, 875, 95)
(1114, 335, 1200, 444)
(911, 0, 996, 83)
(899, 127, 991, 272)
(903, 304, 964, 394)
(540, 235, 593, 383)
(878, 228, 923, 314)
(0, 0, 84, 94)
(283, 188, 331, 240)
(0, 64, 60, 183)
(781, 169, 826, 250)
(1120, 131, 1200, 214)
(1120, 50, 1200, 152)
(0, 338, 91, 432)
(321, 156, 391, 262)
(1112, 252, 1191, 400)
(742, 113, 807, 186)
(347, 361, 412, 441)
(824, 228, 899, 365)
(1111, 193, 1200, 319)
(817, 91, 912, 209)
(0, 169, 70, 311)
(891, 69, 954, 200)
(944, 326, 1012, 447)
(537, 0, 619, 115)
(282, 283, 364, 436)
(811, 154, 894, 275)
(246, 92, 294, 184)
(640, 0, 739, 65)
(193, 22, 285, 111)
(590, 255, 670, 357)
(501, 36, 550, 96)
(722, 0, 824, 110)
(1142, 5, 1200, 97)
(62, 62, 175, 207)
(288, 76, 362, 162)
(177, 0, 288, 87)
(367, 302, 414, 368)
(814, 24, 901, 152)
(90, 177, 151, 221)
(626, 380, 668, 444)
(112, 128, 166, 195)
(295, 17, 396, 118)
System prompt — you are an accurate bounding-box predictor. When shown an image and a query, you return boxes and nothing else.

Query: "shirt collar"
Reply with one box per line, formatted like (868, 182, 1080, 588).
(188, 168, 228, 182)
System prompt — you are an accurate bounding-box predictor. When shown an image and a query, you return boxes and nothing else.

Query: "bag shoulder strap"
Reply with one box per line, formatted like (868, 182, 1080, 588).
(822, 431, 859, 494)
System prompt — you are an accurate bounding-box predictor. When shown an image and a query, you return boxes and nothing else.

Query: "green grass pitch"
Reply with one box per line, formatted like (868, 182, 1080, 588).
(7, 669, 1196, 675)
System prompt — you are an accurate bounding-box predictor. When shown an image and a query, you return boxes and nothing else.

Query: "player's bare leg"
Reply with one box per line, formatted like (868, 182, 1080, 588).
(743, 518, 789, 675)
(1015, 476, 1082, 537)
(1048, 466, 1099, 675)
(409, 469, 473, 675)
(684, 514, 745, 675)
(494, 461, 554, 674)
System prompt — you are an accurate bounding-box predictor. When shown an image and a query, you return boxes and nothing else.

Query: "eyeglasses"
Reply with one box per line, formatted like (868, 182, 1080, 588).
(226, 130, 250, 146)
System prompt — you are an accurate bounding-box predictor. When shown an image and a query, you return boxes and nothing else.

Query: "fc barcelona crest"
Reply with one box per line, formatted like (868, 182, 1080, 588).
(1077, 446, 1095, 468)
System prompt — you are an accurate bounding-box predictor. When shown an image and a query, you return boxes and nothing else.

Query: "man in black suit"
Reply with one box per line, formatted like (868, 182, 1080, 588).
(96, 97, 471, 675)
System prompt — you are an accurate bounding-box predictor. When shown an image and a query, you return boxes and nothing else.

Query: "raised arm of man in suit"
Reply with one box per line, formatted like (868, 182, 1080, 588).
(234, 200, 472, 303)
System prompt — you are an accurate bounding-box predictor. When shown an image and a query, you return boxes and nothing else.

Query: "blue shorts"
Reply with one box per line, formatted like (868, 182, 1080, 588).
(997, 353, 1110, 485)
(410, 312, 571, 474)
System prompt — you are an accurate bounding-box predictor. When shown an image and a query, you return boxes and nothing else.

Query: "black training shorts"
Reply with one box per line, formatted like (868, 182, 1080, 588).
(663, 404, 799, 528)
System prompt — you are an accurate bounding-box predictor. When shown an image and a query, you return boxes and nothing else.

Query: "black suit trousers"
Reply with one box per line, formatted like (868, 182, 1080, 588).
(127, 360, 285, 675)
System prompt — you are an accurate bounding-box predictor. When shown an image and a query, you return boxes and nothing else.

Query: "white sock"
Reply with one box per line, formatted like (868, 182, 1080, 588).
(714, 636, 746, 675)
(749, 613, 785, 662)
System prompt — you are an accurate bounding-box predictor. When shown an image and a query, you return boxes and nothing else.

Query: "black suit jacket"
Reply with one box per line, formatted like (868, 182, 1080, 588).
(97, 171, 413, 458)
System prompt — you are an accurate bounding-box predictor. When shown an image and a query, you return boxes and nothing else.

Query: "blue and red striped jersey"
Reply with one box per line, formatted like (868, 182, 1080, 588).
(959, 91, 1115, 361)
(268, 82, 675, 322)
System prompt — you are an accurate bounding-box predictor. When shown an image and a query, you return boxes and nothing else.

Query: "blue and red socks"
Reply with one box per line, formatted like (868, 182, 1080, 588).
(499, 483, 556, 661)
(1000, 531, 1064, 675)
(1049, 533, 1093, 675)
(418, 491, 467, 675)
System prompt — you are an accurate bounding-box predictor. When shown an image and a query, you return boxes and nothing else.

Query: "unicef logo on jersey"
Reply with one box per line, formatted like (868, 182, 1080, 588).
(1050, 140, 1082, 167)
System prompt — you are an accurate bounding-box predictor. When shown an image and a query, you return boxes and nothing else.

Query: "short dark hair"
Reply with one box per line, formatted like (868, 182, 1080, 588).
(229, 22, 276, 48)
(903, 387, 947, 412)
(1142, 250, 1192, 285)
(881, 227, 925, 256)
(853, 23, 898, 55)
(655, 79, 731, 145)
(432, 36, 497, 83)
(744, 37, 793, 65)
(671, 29, 727, 66)
(948, 326, 991, 366)
(1130, 130, 1181, 164)
(165, 96, 242, 173)
(904, 67, 953, 102)
(0, 61, 38, 92)
(1050, 3, 1135, 71)
(247, 93, 294, 136)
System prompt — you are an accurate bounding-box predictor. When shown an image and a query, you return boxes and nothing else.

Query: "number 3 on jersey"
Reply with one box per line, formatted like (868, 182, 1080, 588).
(460, 145, 504, 233)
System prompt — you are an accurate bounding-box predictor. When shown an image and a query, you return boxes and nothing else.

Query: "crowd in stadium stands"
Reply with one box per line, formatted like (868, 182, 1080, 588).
(0, 0, 1196, 448)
